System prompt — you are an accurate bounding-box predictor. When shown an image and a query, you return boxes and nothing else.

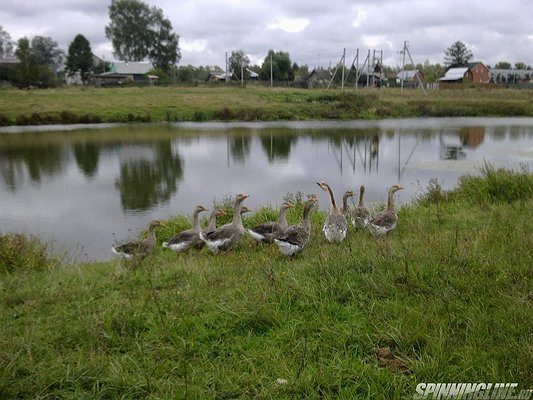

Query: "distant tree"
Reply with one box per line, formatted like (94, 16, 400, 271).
(14, 37, 60, 88)
(494, 61, 512, 69)
(444, 41, 473, 67)
(420, 60, 446, 82)
(148, 66, 169, 82)
(229, 50, 250, 81)
(260, 50, 293, 81)
(31, 36, 64, 73)
(514, 62, 528, 70)
(176, 64, 195, 82)
(93, 59, 111, 74)
(65, 34, 93, 84)
(105, 0, 180, 72)
(292, 63, 309, 77)
(148, 6, 180, 72)
(0, 26, 14, 58)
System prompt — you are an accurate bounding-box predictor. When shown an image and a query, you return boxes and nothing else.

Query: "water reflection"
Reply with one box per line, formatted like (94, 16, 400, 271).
(0, 118, 532, 261)
(73, 142, 100, 178)
(228, 134, 251, 164)
(115, 141, 183, 211)
(0, 142, 67, 189)
(259, 131, 297, 162)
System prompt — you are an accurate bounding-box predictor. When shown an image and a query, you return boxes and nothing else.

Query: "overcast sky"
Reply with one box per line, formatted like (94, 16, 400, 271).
(2, 0, 533, 69)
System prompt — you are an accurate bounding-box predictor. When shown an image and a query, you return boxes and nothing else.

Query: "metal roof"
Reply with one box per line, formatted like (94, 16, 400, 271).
(439, 67, 469, 81)
(110, 61, 153, 75)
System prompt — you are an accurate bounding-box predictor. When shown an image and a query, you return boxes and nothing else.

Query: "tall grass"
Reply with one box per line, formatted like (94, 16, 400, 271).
(0, 169, 532, 398)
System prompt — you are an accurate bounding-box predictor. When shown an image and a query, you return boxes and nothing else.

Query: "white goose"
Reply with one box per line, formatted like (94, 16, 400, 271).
(317, 181, 348, 243)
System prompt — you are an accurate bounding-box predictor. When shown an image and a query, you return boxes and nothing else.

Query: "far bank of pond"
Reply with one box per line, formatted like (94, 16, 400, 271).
(1, 86, 533, 126)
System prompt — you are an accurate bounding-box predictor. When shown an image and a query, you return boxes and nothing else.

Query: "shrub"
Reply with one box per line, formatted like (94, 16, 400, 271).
(0, 234, 53, 273)
(457, 162, 533, 204)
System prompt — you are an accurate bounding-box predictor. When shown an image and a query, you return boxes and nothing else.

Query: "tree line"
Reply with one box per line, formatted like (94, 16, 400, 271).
(1, 0, 531, 89)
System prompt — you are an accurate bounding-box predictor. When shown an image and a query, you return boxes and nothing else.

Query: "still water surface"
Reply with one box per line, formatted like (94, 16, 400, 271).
(1, 118, 532, 260)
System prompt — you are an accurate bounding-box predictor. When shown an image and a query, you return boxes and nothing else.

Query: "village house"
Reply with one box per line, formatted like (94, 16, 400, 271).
(396, 69, 424, 87)
(93, 61, 157, 86)
(439, 62, 489, 84)
(308, 68, 332, 88)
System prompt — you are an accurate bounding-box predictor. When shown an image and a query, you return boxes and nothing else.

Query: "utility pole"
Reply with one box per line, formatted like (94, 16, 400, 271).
(366, 49, 371, 87)
(404, 41, 427, 96)
(225, 51, 228, 86)
(400, 41, 406, 94)
(241, 61, 244, 86)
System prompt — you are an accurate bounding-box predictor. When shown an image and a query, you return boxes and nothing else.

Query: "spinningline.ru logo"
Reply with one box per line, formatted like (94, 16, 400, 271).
(414, 383, 533, 399)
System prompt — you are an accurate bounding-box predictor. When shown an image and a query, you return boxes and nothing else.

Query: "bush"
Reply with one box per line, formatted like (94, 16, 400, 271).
(0, 234, 53, 273)
(457, 162, 533, 204)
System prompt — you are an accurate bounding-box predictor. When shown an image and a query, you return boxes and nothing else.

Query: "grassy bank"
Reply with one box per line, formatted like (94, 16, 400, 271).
(1, 85, 533, 126)
(1, 166, 532, 398)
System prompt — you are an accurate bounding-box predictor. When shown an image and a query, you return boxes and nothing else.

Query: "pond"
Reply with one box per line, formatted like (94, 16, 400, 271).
(1, 117, 532, 261)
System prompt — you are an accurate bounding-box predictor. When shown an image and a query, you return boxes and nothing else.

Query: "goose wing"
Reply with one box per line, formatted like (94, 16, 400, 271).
(370, 211, 397, 228)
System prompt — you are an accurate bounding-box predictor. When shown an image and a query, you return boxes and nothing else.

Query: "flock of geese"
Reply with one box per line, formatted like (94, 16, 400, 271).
(112, 182, 404, 259)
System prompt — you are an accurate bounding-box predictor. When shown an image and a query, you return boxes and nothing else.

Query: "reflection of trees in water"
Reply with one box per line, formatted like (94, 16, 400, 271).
(228, 135, 250, 163)
(259, 131, 298, 162)
(115, 141, 183, 211)
(73, 142, 100, 178)
(0, 143, 66, 191)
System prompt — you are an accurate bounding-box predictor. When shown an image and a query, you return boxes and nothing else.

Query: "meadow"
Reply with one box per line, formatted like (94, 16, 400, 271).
(1, 85, 533, 125)
(1, 165, 532, 398)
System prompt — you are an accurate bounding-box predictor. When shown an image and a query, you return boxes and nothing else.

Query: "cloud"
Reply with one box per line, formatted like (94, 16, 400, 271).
(267, 16, 309, 33)
(1, 0, 532, 69)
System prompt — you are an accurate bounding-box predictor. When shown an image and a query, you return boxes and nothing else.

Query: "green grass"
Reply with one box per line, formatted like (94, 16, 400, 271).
(1, 85, 533, 126)
(1, 169, 532, 398)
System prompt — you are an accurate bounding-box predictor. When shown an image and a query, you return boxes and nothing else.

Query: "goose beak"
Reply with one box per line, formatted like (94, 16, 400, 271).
(287, 202, 295, 208)
(241, 193, 250, 199)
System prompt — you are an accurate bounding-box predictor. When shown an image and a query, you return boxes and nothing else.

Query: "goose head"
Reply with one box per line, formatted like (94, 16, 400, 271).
(316, 181, 330, 192)
(281, 201, 295, 210)
(148, 220, 165, 230)
(235, 193, 250, 204)
(195, 205, 209, 213)
(389, 184, 404, 194)
(343, 190, 355, 200)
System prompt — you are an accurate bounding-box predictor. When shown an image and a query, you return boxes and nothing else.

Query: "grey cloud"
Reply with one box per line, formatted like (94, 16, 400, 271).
(1, 0, 532, 69)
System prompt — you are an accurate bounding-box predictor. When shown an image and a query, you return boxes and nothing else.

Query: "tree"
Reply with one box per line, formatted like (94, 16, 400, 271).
(514, 62, 529, 70)
(229, 50, 250, 81)
(0, 26, 14, 58)
(260, 50, 293, 81)
(31, 36, 64, 73)
(65, 34, 93, 84)
(14, 37, 58, 88)
(105, 0, 180, 72)
(148, 7, 180, 72)
(444, 41, 473, 67)
(494, 61, 511, 69)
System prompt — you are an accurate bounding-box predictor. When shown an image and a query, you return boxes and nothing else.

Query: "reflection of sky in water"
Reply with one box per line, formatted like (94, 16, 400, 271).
(1, 118, 532, 261)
